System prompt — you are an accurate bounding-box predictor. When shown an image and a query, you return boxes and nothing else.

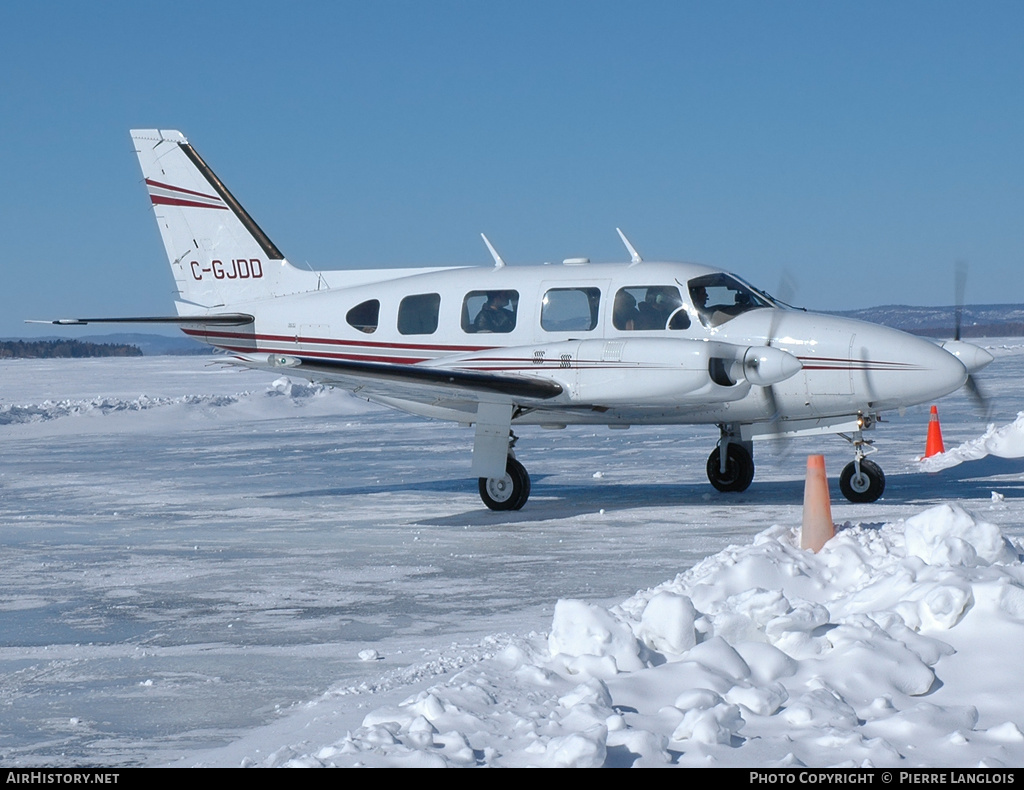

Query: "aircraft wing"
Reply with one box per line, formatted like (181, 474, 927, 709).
(266, 354, 564, 403)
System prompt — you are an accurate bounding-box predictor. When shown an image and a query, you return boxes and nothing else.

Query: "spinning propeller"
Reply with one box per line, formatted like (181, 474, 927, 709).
(943, 261, 993, 417)
(760, 270, 800, 441)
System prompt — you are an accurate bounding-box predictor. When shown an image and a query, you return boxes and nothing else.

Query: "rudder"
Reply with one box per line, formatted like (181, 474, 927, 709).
(131, 129, 318, 309)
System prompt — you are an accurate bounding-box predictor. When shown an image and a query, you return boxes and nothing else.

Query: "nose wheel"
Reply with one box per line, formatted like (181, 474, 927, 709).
(839, 458, 885, 503)
(479, 457, 531, 510)
(837, 416, 885, 502)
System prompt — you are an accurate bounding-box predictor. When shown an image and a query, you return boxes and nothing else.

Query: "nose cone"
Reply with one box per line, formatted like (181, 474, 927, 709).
(939, 340, 994, 374)
(742, 346, 803, 386)
(859, 328, 968, 409)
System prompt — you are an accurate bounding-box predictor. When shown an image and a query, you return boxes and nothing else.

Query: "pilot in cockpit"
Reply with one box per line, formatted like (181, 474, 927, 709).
(691, 285, 709, 313)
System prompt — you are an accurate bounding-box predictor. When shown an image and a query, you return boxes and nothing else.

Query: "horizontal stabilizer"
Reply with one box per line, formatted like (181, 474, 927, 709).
(26, 314, 255, 326)
(268, 355, 564, 401)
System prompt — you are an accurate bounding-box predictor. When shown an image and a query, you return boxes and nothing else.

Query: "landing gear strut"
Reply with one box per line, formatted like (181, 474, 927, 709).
(707, 432, 755, 493)
(838, 415, 885, 503)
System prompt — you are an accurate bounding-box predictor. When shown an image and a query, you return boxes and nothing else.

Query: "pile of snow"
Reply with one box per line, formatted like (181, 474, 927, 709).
(0, 392, 245, 425)
(0, 377, 333, 425)
(234, 504, 1024, 768)
(265, 376, 330, 399)
(920, 412, 1024, 472)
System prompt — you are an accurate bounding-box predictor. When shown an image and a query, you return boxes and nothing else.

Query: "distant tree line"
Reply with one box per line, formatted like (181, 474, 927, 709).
(914, 323, 1024, 338)
(0, 339, 143, 359)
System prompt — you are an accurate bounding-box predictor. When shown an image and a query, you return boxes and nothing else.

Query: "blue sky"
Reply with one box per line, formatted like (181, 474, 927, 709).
(3, 1, 1022, 337)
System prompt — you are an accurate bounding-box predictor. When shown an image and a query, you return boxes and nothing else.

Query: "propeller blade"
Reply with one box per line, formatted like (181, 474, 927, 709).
(954, 260, 968, 342)
(964, 373, 992, 419)
(950, 261, 991, 418)
(859, 344, 879, 406)
(773, 269, 798, 307)
(763, 304, 787, 449)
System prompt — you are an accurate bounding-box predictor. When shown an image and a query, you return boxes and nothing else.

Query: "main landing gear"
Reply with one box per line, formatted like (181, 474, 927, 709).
(478, 457, 531, 511)
(707, 432, 755, 493)
(478, 433, 531, 511)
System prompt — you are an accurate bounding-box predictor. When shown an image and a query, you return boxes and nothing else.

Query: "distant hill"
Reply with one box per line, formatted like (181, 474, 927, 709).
(0, 338, 143, 359)
(4, 332, 213, 356)
(825, 304, 1024, 338)
(64, 332, 215, 356)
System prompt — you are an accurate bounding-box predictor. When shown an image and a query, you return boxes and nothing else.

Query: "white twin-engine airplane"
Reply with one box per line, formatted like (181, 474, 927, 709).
(38, 129, 993, 510)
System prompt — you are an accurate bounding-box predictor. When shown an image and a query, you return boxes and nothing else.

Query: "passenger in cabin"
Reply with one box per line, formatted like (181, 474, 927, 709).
(636, 287, 682, 330)
(613, 289, 640, 330)
(473, 291, 516, 333)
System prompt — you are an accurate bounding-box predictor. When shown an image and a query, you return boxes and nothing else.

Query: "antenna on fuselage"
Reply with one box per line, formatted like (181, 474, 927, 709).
(616, 228, 642, 265)
(299, 259, 329, 290)
(480, 234, 506, 269)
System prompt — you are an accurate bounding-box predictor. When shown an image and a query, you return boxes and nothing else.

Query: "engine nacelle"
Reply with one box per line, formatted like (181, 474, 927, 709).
(441, 338, 802, 406)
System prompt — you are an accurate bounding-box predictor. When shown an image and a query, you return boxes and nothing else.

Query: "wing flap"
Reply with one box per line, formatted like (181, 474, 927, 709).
(267, 354, 563, 402)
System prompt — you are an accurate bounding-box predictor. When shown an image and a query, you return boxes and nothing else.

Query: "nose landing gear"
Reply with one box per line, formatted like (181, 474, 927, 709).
(838, 415, 885, 503)
(839, 458, 885, 503)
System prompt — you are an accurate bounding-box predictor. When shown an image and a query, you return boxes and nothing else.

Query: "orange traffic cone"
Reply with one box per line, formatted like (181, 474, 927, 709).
(924, 405, 945, 458)
(801, 454, 834, 553)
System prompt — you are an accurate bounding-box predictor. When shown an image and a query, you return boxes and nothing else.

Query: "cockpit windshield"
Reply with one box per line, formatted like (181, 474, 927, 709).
(687, 273, 775, 327)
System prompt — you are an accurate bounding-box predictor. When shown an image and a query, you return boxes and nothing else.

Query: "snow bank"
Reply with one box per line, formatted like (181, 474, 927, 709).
(920, 413, 1024, 472)
(0, 377, 337, 425)
(239, 503, 1024, 768)
(0, 392, 245, 424)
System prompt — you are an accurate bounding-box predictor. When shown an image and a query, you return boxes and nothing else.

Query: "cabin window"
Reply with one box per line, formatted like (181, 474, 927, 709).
(613, 286, 689, 330)
(397, 292, 441, 335)
(541, 288, 600, 332)
(346, 299, 380, 333)
(688, 273, 772, 327)
(462, 290, 518, 333)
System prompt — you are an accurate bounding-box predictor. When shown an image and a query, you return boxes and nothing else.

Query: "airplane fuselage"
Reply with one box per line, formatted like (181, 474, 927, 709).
(180, 260, 968, 433)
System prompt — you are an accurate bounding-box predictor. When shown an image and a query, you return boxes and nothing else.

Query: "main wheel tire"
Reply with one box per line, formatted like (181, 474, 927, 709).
(479, 458, 531, 511)
(706, 444, 755, 493)
(839, 459, 885, 503)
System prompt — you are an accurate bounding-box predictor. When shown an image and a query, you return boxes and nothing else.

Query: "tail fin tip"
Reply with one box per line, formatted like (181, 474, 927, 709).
(131, 129, 187, 145)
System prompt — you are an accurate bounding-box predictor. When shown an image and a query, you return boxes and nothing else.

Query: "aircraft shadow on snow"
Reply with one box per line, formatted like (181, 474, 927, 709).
(257, 457, 1024, 525)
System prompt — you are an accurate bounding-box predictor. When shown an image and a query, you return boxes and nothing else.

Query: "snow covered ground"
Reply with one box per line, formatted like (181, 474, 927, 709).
(1, 342, 1023, 767)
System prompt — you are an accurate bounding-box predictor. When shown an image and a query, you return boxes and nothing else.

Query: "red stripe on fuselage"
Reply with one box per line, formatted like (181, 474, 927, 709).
(181, 328, 491, 353)
(796, 356, 918, 369)
(215, 345, 431, 365)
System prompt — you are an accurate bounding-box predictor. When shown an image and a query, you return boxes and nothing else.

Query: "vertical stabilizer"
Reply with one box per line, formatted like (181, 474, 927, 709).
(131, 129, 320, 309)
